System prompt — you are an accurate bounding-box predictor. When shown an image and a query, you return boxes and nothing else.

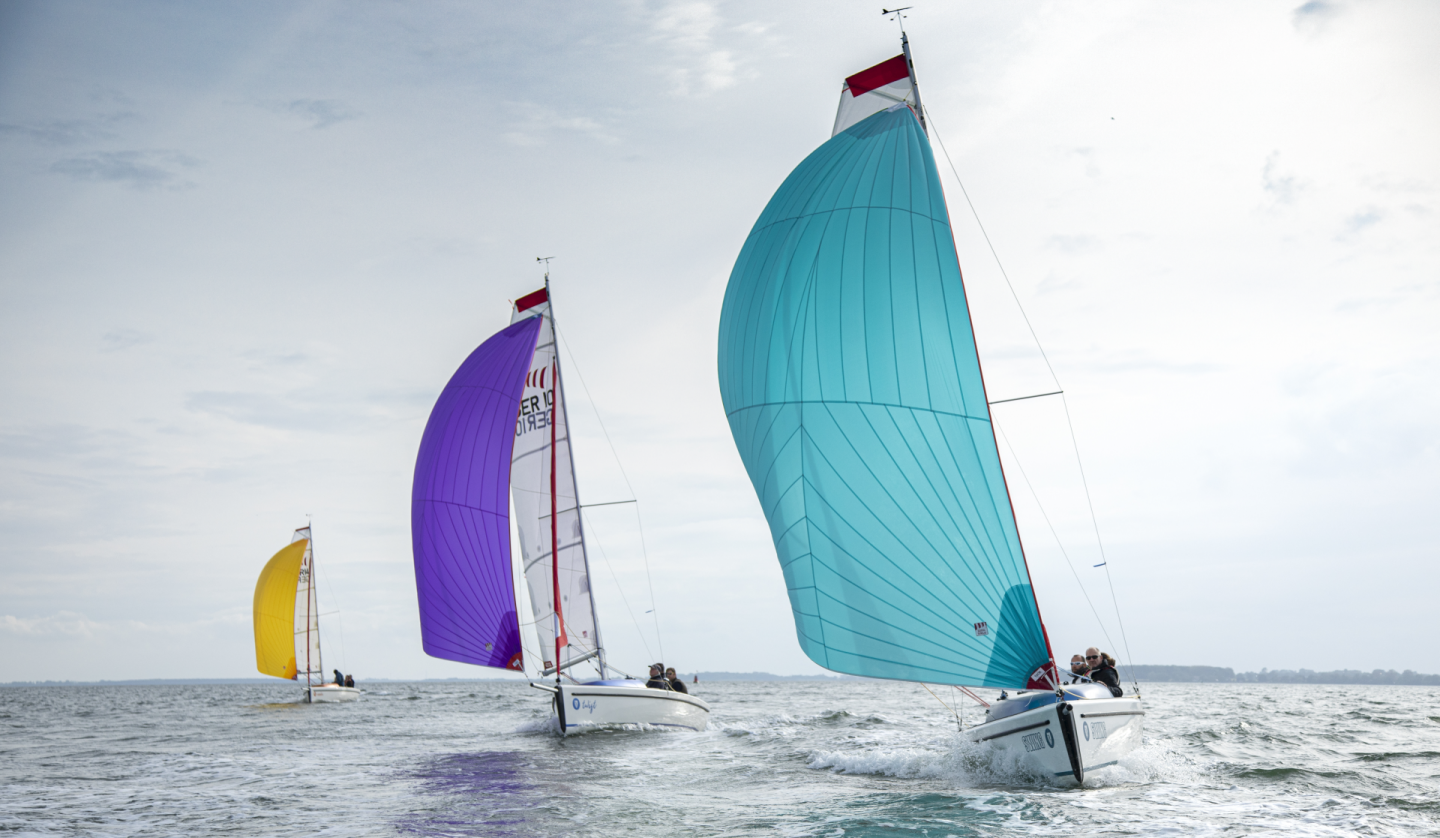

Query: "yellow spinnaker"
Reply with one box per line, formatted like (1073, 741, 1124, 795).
(253, 539, 308, 679)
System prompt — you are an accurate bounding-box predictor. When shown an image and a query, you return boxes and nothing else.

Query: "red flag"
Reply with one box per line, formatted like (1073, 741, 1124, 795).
(846, 55, 909, 97)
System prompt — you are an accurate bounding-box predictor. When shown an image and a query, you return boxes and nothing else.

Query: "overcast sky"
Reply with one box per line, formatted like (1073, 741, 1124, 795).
(2, 0, 1436, 682)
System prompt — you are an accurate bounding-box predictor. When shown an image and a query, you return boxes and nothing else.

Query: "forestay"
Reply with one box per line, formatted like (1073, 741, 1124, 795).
(509, 288, 602, 676)
(717, 104, 1055, 689)
(412, 316, 543, 671)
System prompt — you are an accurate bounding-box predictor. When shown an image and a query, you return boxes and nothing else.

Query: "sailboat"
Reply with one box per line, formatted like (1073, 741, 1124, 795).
(253, 526, 360, 703)
(411, 280, 710, 733)
(716, 33, 1142, 783)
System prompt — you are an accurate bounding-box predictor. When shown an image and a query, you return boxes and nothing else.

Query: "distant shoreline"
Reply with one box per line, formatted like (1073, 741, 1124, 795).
(4, 666, 1439, 688)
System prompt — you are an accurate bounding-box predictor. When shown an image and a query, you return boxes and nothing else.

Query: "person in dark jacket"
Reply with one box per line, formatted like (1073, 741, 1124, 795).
(333, 669, 344, 686)
(665, 668, 688, 694)
(1085, 648, 1123, 697)
(344, 674, 354, 688)
(645, 663, 671, 690)
(1067, 654, 1090, 685)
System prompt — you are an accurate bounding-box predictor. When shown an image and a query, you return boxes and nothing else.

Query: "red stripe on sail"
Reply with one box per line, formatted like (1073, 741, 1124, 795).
(846, 55, 909, 97)
(515, 287, 548, 312)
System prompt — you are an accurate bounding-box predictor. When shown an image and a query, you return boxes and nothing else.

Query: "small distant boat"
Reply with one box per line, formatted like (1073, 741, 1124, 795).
(412, 280, 709, 733)
(717, 31, 1141, 783)
(253, 526, 360, 703)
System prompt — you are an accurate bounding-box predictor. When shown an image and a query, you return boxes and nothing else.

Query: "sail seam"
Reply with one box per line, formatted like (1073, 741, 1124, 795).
(796, 438, 980, 634)
(811, 586, 993, 671)
(745, 204, 949, 245)
(726, 400, 989, 423)
(864, 405, 1012, 605)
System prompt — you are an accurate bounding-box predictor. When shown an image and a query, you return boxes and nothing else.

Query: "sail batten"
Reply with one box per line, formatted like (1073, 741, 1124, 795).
(719, 104, 1053, 689)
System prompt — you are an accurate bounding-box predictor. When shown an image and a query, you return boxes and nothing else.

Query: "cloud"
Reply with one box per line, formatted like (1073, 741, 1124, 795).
(1045, 234, 1100, 254)
(102, 329, 153, 352)
(502, 103, 618, 147)
(2, 611, 103, 639)
(1, 610, 249, 642)
(1262, 151, 1304, 205)
(1293, 1, 1344, 33)
(1076, 351, 1224, 376)
(1342, 206, 1383, 236)
(0, 111, 137, 146)
(49, 150, 198, 190)
(653, 1, 742, 96)
(184, 387, 433, 433)
(278, 98, 360, 129)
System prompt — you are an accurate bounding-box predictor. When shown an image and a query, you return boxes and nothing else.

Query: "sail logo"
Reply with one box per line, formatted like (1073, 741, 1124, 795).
(516, 389, 554, 437)
(1084, 720, 1107, 741)
(571, 697, 597, 714)
(973, 622, 988, 636)
(1045, 729, 1055, 748)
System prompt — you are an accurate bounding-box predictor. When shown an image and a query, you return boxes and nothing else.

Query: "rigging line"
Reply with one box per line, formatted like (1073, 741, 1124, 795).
(554, 327, 665, 664)
(1059, 394, 1138, 691)
(924, 105, 1062, 393)
(994, 420, 1118, 656)
(578, 509, 656, 663)
(919, 682, 962, 731)
(928, 106, 1137, 686)
(311, 532, 346, 672)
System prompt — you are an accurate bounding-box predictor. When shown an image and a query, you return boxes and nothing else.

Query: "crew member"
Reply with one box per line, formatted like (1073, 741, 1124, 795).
(1085, 647, 1123, 697)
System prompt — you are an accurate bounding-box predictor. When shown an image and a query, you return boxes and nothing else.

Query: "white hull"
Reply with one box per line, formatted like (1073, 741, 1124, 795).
(306, 685, 361, 703)
(964, 691, 1143, 784)
(541, 682, 710, 733)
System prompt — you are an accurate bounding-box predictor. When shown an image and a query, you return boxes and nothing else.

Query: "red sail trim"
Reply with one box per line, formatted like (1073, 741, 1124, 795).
(516, 287, 548, 312)
(550, 359, 567, 654)
(846, 55, 909, 97)
(1026, 662, 1061, 690)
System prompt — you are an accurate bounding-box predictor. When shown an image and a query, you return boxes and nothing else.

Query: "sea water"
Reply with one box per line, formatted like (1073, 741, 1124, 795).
(1, 680, 1436, 836)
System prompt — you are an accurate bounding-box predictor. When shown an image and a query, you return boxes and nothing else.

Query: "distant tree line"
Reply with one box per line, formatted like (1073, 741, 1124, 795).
(1119, 665, 1440, 686)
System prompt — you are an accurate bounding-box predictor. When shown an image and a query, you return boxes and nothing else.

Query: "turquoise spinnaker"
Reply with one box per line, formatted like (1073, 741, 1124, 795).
(718, 106, 1054, 688)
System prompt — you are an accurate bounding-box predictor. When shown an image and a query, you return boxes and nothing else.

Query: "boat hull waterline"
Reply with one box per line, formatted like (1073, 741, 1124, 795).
(537, 683, 711, 733)
(965, 693, 1143, 784)
(306, 685, 362, 703)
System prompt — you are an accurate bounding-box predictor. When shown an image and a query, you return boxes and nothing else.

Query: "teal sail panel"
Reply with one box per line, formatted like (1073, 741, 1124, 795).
(718, 106, 1053, 689)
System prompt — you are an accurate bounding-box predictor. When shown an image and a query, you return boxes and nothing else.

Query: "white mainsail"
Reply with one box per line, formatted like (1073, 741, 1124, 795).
(291, 526, 323, 685)
(509, 288, 603, 677)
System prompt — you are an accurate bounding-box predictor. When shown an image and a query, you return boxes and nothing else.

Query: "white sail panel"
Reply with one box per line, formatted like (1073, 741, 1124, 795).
(832, 53, 920, 137)
(291, 528, 324, 685)
(509, 290, 601, 677)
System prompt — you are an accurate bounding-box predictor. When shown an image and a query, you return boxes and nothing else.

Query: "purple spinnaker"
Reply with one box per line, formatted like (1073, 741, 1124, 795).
(412, 316, 542, 670)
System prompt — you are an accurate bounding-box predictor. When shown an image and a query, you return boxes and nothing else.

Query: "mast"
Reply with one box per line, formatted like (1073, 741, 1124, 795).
(543, 274, 607, 679)
(305, 539, 314, 689)
(884, 6, 926, 133)
(900, 31, 925, 133)
(550, 357, 564, 687)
